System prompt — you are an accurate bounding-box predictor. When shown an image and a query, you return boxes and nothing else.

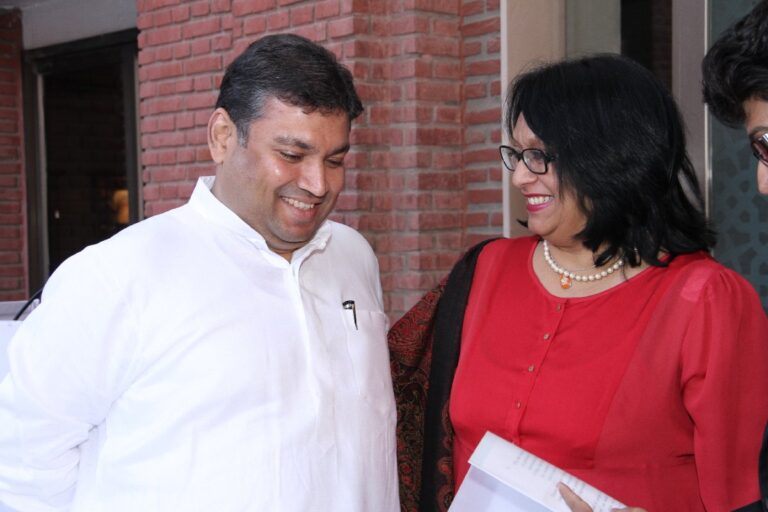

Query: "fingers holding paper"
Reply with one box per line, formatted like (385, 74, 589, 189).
(557, 483, 648, 512)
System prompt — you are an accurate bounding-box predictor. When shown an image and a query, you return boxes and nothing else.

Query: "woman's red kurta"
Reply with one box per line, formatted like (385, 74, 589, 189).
(451, 236, 768, 511)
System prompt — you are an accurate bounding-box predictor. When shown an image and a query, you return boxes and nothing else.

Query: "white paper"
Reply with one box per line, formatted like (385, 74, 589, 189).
(449, 431, 626, 512)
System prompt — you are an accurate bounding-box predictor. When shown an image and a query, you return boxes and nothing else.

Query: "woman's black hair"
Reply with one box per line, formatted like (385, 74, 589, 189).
(506, 53, 716, 267)
(215, 33, 363, 146)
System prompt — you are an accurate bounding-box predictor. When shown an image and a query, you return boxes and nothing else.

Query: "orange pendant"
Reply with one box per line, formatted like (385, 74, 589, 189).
(559, 274, 572, 289)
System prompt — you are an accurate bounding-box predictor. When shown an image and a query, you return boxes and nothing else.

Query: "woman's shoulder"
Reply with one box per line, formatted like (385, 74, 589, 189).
(664, 251, 761, 305)
(475, 235, 538, 262)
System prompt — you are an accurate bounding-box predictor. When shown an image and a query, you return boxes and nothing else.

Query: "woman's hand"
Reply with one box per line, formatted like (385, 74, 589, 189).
(557, 483, 648, 512)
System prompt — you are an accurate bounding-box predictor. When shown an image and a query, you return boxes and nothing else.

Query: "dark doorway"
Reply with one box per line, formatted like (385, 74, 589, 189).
(621, 0, 672, 90)
(24, 30, 139, 288)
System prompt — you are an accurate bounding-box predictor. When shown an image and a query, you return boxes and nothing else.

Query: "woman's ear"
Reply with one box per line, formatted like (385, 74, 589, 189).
(207, 108, 236, 164)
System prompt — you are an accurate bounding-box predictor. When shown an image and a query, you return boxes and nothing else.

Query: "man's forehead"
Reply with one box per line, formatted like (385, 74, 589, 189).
(744, 97, 768, 137)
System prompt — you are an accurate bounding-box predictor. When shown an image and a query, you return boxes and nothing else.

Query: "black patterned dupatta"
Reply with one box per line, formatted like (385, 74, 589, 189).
(388, 239, 497, 512)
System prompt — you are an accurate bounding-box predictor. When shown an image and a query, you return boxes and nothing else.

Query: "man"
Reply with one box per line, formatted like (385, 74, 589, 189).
(702, 0, 768, 195)
(0, 34, 399, 511)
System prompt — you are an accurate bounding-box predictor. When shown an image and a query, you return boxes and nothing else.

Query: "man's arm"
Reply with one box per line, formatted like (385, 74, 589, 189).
(0, 248, 138, 510)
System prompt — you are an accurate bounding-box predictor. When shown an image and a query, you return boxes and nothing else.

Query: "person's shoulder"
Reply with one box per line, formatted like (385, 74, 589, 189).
(327, 220, 375, 253)
(666, 251, 761, 304)
(474, 235, 537, 261)
(51, 205, 193, 281)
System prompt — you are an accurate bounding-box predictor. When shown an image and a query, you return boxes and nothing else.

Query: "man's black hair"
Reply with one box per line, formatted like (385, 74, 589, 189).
(702, 0, 768, 127)
(215, 33, 364, 145)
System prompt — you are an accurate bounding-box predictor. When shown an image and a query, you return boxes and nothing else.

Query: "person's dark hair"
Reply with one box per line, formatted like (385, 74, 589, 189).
(506, 54, 715, 268)
(215, 33, 364, 145)
(702, 0, 768, 127)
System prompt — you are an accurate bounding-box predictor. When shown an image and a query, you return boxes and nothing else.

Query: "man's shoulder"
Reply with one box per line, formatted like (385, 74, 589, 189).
(52, 204, 195, 279)
(326, 220, 375, 253)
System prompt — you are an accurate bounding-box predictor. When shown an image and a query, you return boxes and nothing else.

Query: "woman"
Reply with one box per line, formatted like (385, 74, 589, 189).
(389, 54, 768, 512)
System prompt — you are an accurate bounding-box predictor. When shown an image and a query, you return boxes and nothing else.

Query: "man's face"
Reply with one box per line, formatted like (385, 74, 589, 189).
(208, 97, 350, 259)
(743, 97, 768, 195)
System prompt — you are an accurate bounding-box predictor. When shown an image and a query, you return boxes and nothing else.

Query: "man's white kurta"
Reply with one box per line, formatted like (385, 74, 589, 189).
(0, 177, 399, 511)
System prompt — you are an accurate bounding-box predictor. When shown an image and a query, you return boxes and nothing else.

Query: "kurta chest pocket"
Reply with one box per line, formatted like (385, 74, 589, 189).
(340, 308, 392, 401)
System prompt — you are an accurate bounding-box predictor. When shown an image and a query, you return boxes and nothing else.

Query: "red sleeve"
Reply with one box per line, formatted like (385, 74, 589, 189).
(680, 267, 768, 510)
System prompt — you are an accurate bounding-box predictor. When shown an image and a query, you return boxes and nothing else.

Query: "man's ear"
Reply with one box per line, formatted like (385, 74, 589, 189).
(208, 108, 237, 164)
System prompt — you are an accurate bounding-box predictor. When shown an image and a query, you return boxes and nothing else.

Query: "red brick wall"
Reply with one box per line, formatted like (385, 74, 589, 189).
(137, 0, 502, 319)
(0, 9, 27, 300)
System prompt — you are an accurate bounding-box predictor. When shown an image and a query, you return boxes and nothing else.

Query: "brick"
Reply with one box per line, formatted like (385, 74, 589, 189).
(316, 0, 341, 19)
(191, 39, 211, 55)
(267, 11, 290, 30)
(176, 111, 194, 129)
(190, 2, 210, 16)
(152, 166, 186, 181)
(184, 55, 222, 75)
(413, 82, 460, 101)
(433, 152, 462, 169)
(144, 61, 183, 81)
(153, 9, 173, 26)
(172, 4, 191, 22)
(212, 33, 233, 51)
(231, 0, 276, 16)
(413, 172, 462, 189)
(405, 127, 461, 146)
(406, 0, 460, 15)
(137, 12, 154, 29)
(404, 36, 460, 57)
(461, 17, 499, 37)
(467, 189, 502, 204)
(466, 59, 499, 76)
(391, 58, 431, 79)
(244, 16, 267, 35)
(183, 18, 220, 39)
(194, 75, 214, 91)
(389, 15, 430, 35)
(290, 4, 314, 26)
(0, 162, 19, 174)
(177, 147, 195, 163)
(183, 91, 216, 110)
(465, 82, 487, 99)
(146, 26, 182, 46)
(141, 96, 183, 116)
(464, 148, 499, 164)
(432, 18, 459, 36)
(434, 60, 461, 79)
(212, 0, 232, 13)
(465, 107, 500, 125)
(487, 36, 501, 53)
(329, 15, 369, 38)
(462, 0, 485, 16)
(463, 40, 482, 56)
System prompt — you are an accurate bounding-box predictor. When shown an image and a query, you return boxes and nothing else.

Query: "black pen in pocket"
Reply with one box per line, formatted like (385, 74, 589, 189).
(342, 300, 357, 330)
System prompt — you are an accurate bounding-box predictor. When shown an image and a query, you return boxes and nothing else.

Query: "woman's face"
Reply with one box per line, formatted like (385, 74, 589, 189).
(510, 114, 586, 246)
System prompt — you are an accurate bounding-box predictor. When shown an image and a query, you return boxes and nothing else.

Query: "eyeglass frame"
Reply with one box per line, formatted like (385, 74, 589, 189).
(498, 145, 557, 175)
(750, 132, 768, 166)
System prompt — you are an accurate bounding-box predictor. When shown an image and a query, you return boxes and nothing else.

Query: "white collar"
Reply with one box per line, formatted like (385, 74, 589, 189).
(188, 176, 332, 265)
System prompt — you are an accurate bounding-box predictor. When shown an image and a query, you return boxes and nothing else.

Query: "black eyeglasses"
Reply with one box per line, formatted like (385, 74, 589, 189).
(751, 133, 768, 165)
(499, 145, 556, 175)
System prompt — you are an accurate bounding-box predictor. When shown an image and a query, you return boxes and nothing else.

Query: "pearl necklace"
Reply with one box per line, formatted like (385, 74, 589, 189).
(542, 240, 624, 289)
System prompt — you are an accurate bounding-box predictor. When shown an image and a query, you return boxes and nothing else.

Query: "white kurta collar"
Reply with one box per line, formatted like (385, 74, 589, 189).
(188, 176, 332, 266)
